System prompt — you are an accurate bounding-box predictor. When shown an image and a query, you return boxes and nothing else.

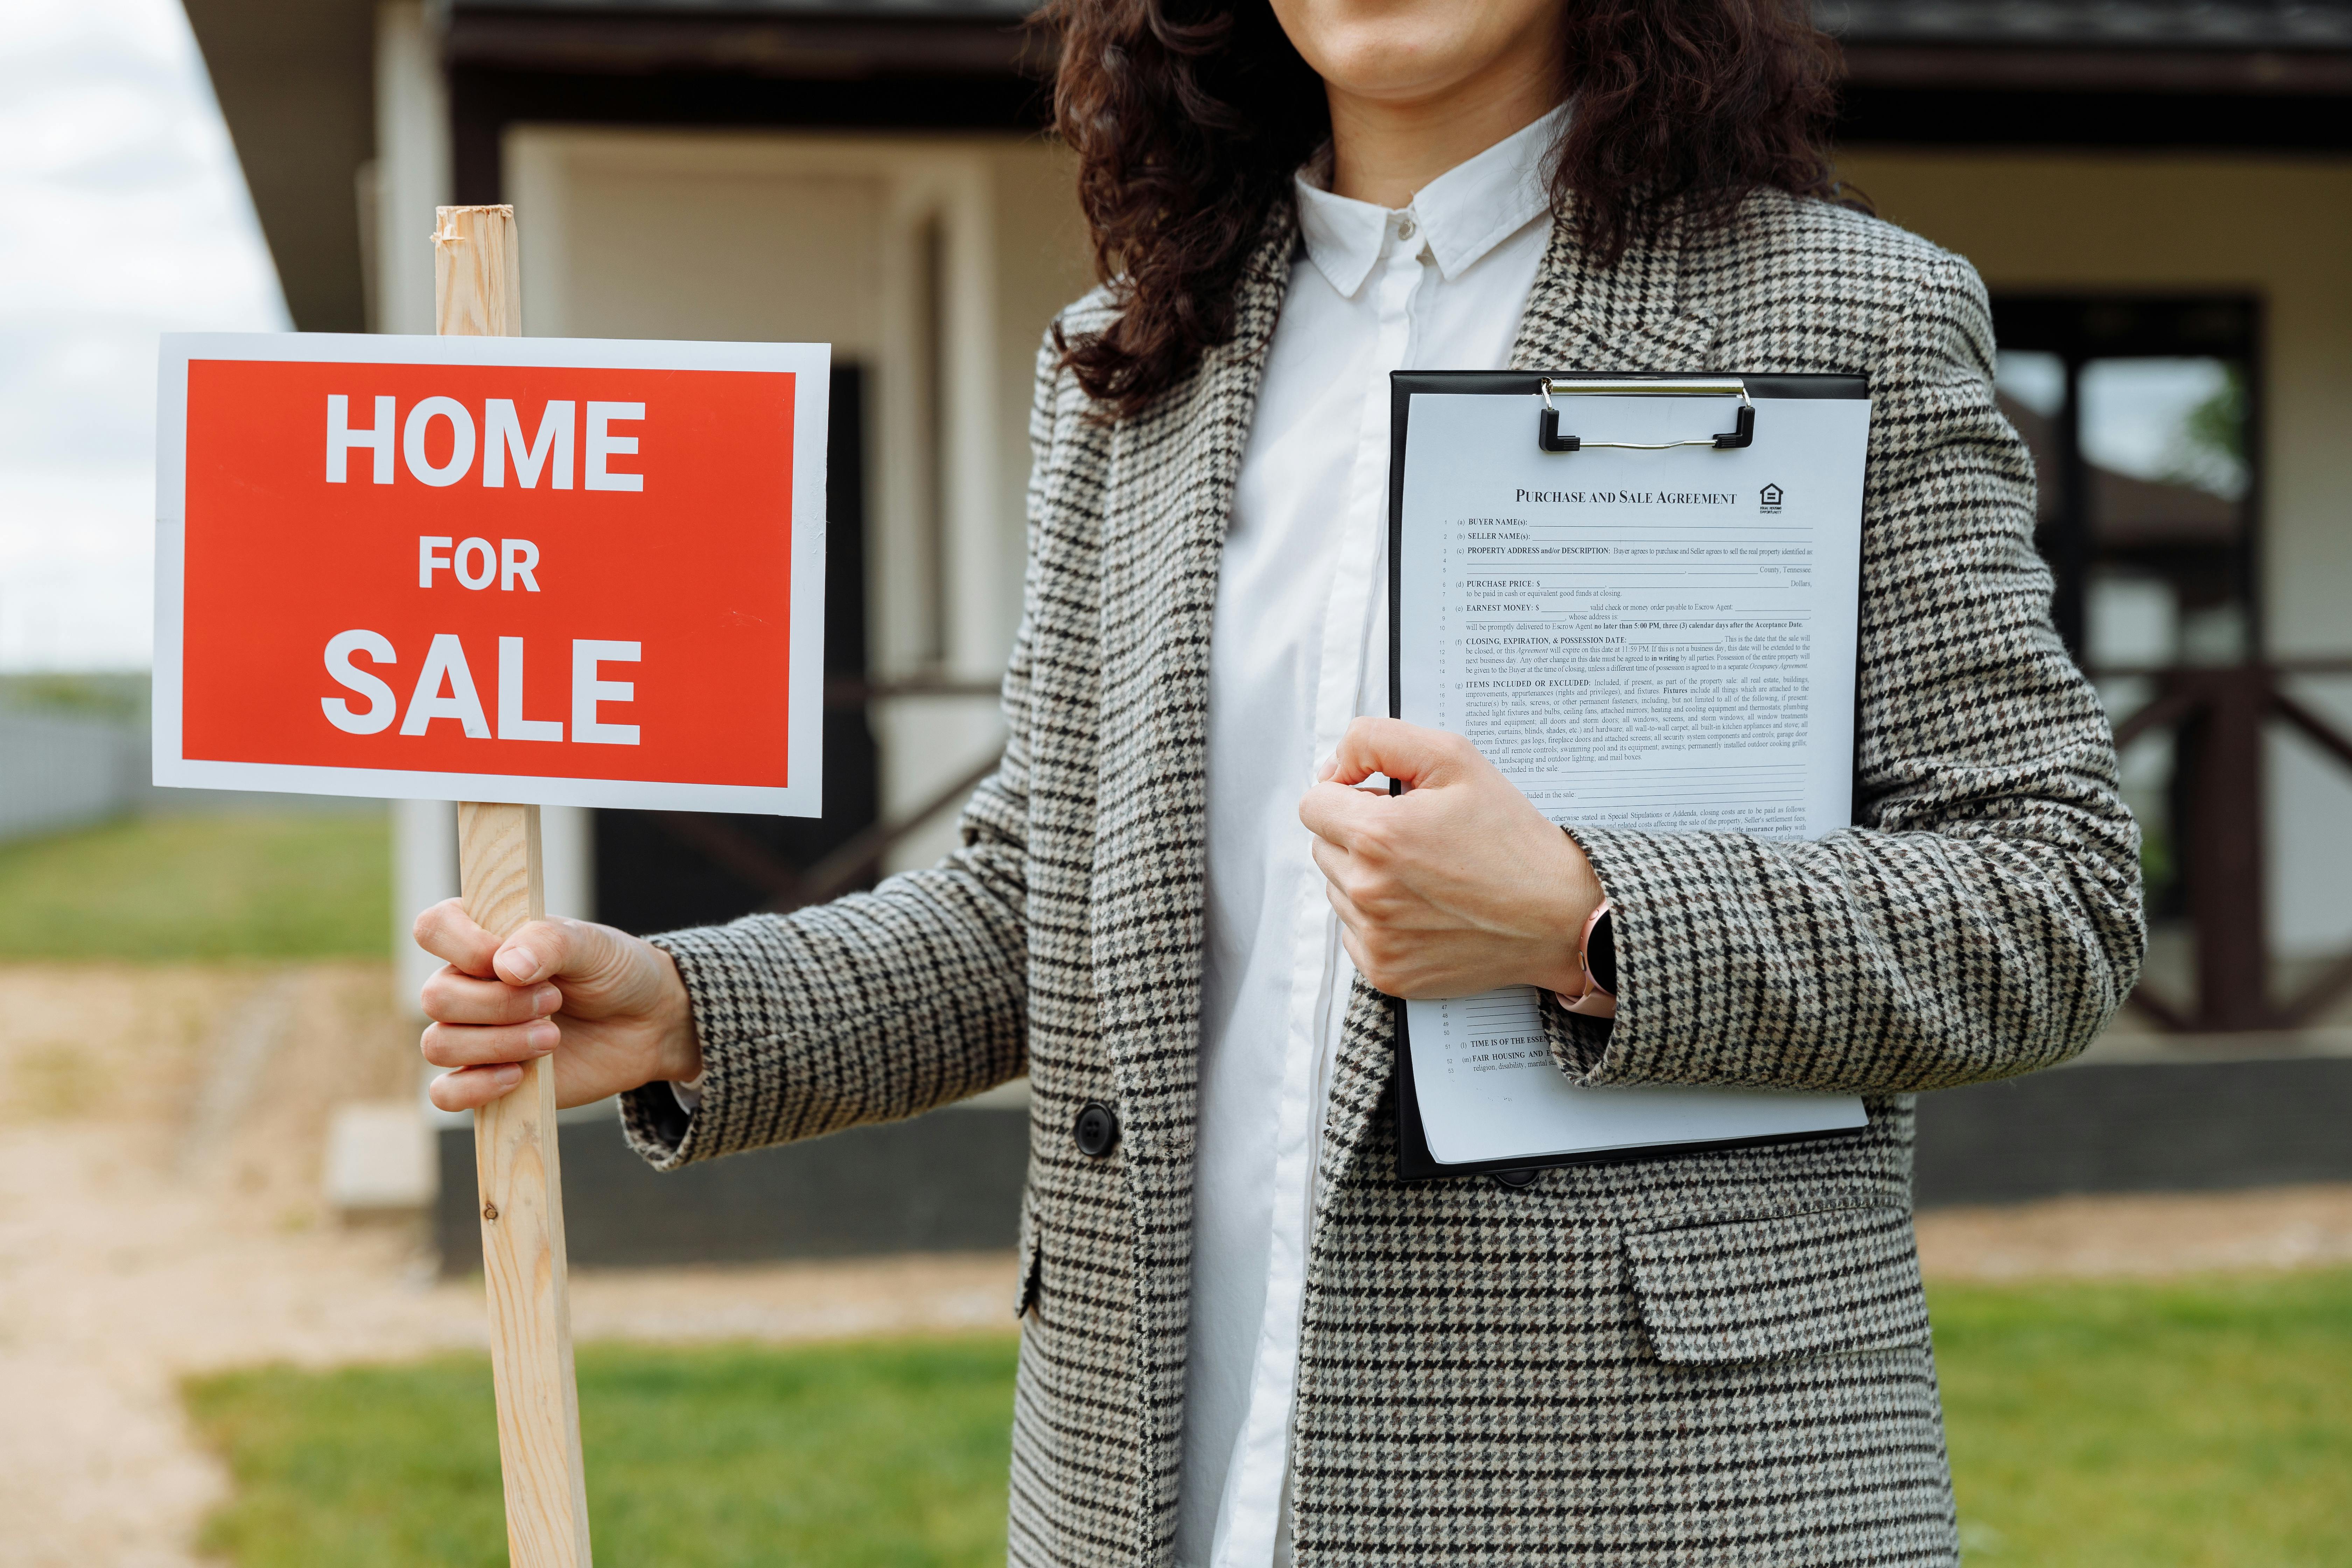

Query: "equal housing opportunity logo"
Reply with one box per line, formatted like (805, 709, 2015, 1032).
(1759, 483, 1784, 514)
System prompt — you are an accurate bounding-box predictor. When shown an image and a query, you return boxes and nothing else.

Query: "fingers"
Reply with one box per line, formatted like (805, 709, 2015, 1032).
(428, 1063, 526, 1112)
(1323, 717, 1471, 789)
(1308, 833, 1381, 914)
(412, 904, 614, 993)
(421, 1017, 559, 1069)
(1321, 868, 1368, 930)
(1298, 779, 1385, 851)
(1335, 923, 1380, 993)
(421, 968, 562, 1026)
(413, 898, 499, 976)
(1308, 831, 1344, 886)
(490, 917, 621, 989)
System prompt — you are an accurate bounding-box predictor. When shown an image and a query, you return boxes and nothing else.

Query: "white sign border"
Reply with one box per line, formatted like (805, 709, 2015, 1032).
(153, 331, 833, 816)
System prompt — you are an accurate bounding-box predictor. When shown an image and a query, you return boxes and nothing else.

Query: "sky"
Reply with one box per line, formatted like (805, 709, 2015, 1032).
(0, 0, 288, 671)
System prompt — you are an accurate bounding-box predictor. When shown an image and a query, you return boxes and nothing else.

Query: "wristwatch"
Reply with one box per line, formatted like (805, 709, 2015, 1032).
(1558, 898, 1618, 1018)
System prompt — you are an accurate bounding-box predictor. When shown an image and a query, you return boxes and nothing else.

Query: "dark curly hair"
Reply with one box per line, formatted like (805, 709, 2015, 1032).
(1038, 0, 1851, 419)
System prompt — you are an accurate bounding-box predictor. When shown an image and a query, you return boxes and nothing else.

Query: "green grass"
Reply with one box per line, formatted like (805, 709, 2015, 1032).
(186, 1337, 1022, 1568)
(183, 1278, 2352, 1567)
(1933, 1269, 2352, 1564)
(0, 812, 388, 960)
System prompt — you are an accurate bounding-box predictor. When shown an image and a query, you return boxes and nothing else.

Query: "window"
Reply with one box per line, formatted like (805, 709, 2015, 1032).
(1989, 295, 2259, 672)
(1991, 295, 2261, 934)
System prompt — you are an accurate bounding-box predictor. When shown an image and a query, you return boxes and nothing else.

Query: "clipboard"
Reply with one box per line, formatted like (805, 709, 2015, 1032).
(1385, 370, 1872, 1182)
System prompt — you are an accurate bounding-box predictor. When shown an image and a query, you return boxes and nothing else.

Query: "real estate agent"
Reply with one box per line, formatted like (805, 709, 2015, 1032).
(413, 0, 2146, 1562)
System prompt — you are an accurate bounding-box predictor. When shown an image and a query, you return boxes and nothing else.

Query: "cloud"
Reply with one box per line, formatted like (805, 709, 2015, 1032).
(0, 0, 290, 670)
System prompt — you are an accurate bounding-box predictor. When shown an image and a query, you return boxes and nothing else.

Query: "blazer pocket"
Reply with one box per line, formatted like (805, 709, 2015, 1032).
(1624, 1204, 1931, 1366)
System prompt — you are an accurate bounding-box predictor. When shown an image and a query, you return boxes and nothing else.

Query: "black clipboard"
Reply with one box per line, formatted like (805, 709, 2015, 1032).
(1385, 370, 1870, 1183)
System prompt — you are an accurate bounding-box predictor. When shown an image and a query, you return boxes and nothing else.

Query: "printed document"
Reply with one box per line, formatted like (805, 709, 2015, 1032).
(1395, 387, 1872, 1166)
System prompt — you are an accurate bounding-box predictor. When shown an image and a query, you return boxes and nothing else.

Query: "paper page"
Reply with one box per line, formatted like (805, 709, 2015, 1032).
(1396, 390, 1872, 1166)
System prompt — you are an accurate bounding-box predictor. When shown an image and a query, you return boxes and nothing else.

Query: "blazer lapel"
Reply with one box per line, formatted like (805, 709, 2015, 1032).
(1315, 203, 1722, 1195)
(1512, 202, 1720, 371)
(1091, 208, 1296, 1176)
(1089, 206, 1295, 1550)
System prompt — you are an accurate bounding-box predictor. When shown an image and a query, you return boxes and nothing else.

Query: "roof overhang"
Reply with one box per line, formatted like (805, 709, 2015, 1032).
(1822, 2, 2352, 145)
(1820, 0, 2352, 52)
(1843, 42, 2352, 93)
(1826, 0, 2352, 98)
(183, 0, 2352, 328)
(444, 0, 1041, 78)
(181, 0, 376, 332)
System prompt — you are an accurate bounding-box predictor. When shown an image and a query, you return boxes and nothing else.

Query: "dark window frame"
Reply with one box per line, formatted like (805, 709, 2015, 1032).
(1988, 291, 2266, 667)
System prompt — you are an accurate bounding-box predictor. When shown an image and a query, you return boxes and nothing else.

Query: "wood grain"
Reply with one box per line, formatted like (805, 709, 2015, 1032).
(442, 203, 595, 1568)
(434, 204, 522, 338)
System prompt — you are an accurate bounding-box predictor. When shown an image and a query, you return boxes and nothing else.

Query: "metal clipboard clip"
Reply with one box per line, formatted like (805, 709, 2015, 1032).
(1536, 376, 1755, 454)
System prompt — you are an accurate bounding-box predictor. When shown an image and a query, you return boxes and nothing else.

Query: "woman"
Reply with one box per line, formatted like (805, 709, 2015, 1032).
(414, 0, 2144, 1562)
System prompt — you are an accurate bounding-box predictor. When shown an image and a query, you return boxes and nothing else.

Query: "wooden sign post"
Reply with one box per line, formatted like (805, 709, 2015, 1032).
(435, 204, 594, 1568)
(153, 216, 830, 1566)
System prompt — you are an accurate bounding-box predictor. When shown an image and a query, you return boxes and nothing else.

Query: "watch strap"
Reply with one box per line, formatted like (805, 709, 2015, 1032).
(1556, 898, 1618, 1019)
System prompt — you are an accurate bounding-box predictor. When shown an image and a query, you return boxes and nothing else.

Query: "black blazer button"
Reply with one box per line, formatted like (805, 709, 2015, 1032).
(1073, 1102, 1119, 1158)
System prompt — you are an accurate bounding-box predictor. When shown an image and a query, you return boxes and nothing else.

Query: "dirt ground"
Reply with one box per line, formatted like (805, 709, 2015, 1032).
(3, 961, 2347, 1567)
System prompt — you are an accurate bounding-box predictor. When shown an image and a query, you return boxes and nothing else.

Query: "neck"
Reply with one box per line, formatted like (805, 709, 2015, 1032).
(1324, 53, 1562, 209)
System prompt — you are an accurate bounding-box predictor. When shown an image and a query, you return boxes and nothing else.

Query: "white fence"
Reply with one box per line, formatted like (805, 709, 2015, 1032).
(0, 708, 376, 841)
(0, 710, 141, 840)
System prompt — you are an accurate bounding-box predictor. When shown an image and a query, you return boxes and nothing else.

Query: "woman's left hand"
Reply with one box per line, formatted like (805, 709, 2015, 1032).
(1298, 716, 1603, 1000)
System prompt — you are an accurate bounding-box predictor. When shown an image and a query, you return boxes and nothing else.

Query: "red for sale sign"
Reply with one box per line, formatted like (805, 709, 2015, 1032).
(154, 335, 828, 814)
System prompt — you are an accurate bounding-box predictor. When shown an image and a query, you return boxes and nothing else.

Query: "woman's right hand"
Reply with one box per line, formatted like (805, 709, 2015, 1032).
(413, 899, 702, 1113)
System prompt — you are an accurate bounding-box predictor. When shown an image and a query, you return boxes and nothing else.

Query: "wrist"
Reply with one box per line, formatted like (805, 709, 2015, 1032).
(648, 945, 705, 1084)
(1528, 826, 1605, 995)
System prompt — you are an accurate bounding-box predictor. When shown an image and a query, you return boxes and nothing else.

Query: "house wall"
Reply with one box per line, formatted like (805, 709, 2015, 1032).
(371, 126, 2352, 969)
(500, 127, 1094, 874)
(375, 0, 474, 1017)
(1834, 150, 2352, 958)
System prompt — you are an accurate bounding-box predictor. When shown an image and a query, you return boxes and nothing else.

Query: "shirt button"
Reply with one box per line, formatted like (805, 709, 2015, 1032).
(1073, 1102, 1119, 1158)
(1396, 216, 1417, 240)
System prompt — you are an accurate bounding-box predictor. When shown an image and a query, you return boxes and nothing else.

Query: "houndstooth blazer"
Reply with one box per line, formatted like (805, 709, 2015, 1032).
(622, 190, 2145, 1566)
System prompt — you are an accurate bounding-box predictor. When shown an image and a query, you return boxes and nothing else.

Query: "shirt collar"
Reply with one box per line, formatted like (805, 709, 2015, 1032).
(1295, 102, 1566, 297)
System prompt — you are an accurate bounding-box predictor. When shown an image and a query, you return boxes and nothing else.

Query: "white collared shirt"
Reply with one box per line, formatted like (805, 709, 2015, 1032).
(1183, 105, 1566, 1568)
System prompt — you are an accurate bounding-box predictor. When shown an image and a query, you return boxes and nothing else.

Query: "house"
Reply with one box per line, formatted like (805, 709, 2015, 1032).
(179, 0, 2352, 1265)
